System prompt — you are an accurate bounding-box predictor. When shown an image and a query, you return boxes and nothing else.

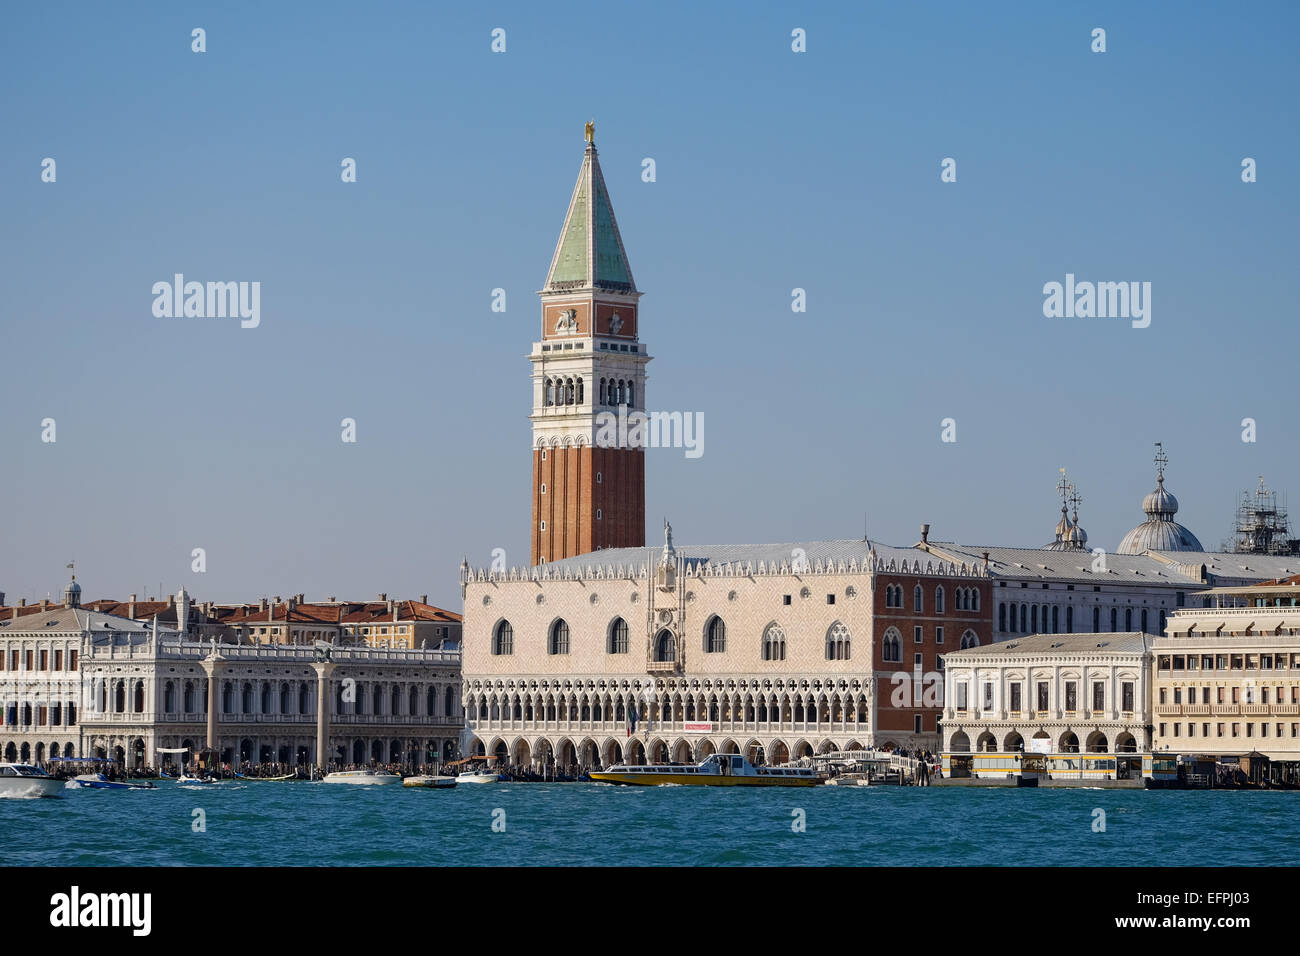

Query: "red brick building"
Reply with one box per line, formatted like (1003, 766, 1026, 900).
(872, 552, 993, 747)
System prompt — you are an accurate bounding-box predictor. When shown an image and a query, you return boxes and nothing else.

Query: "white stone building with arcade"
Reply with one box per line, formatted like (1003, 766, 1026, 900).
(459, 528, 992, 769)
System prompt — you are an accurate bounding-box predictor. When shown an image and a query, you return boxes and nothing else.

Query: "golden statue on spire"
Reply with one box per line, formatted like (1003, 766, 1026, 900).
(584, 120, 595, 145)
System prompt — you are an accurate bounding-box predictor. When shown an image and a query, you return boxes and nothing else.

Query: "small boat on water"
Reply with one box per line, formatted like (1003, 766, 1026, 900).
(234, 771, 299, 781)
(823, 774, 871, 787)
(70, 773, 156, 791)
(322, 770, 402, 786)
(456, 770, 503, 784)
(0, 763, 65, 798)
(403, 775, 458, 789)
(590, 753, 822, 787)
(176, 773, 218, 785)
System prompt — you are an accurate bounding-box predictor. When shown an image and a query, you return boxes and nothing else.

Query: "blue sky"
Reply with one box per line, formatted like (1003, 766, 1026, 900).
(2, 2, 1297, 608)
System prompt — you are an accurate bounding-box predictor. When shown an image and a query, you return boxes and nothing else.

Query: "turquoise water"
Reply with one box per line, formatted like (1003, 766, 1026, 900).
(3, 782, 1297, 866)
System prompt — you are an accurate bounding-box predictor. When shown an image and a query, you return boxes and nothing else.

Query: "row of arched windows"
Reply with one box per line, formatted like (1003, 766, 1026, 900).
(207, 679, 455, 718)
(544, 376, 583, 407)
(880, 626, 980, 662)
(598, 378, 635, 406)
(494, 616, 854, 661)
(883, 584, 979, 612)
(469, 690, 873, 726)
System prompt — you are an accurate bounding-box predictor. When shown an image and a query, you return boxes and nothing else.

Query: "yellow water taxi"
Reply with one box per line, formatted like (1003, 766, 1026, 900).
(589, 753, 821, 787)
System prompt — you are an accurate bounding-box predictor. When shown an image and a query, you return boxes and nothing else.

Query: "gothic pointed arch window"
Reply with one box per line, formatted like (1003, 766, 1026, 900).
(608, 617, 629, 654)
(970, 589, 980, 611)
(825, 622, 851, 660)
(762, 623, 786, 661)
(959, 629, 980, 649)
(935, 586, 945, 614)
(882, 627, 902, 662)
(914, 585, 923, 612)
(545, 378, 555, 407)
(549, 619, 570, 655)
(565, 377, 575, 405)
(492, 620, 513, 656)
(576, 377, 584, 404)
(704, 615, 726, 653)
(627, 381, 635, 406)
(654, 629, 675, 662)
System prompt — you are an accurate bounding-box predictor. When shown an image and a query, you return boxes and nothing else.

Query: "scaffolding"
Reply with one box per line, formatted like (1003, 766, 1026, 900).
(1229, 477, 1300, 556)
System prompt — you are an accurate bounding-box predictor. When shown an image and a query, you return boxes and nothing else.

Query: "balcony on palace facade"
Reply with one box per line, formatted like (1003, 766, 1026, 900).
(469, 714, 870, 736)
(80, 711, 463, 726)
(645, 661, 678, 674)
(1155, 702, 1299, 717)
(82, 640, 461, 666)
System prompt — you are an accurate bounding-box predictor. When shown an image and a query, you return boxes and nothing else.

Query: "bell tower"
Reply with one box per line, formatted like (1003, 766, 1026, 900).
(531, 125, 649, 565)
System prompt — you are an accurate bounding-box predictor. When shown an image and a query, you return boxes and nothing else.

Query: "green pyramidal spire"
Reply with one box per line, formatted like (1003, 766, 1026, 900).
(544, 138, 636, 294)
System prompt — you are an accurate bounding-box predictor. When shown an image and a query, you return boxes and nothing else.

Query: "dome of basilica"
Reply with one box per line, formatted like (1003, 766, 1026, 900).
(1116, 445, 1203, 555)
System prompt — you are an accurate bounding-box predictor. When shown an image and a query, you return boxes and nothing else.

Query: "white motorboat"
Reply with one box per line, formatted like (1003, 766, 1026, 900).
(321, 769, 402, 786)
(402, 775, 458, 789)
(176, 773, 217, 785)
(0, 763, 65, 798)
(456, 770, 502, 784)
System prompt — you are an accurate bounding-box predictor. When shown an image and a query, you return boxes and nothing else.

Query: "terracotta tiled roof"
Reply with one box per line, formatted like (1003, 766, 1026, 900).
(1260, 573, 1300, 586)
(2, 597, 461, 625)
(219, 600, 461, 626)
(339, 601, 461, 624)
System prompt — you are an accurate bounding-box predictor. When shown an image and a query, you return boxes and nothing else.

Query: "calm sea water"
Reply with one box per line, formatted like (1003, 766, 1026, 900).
(3, 781, 1296, 866)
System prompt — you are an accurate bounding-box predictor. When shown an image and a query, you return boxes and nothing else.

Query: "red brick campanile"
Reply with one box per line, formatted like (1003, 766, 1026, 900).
(530, 126, 649, 565)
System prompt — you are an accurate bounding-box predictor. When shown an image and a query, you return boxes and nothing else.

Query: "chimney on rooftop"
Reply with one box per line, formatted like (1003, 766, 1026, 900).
(296, 593, 304, 603)
(921, 523, 930, 544)
(273, 595, 281, 604)
(40, 598, 49, 609)
(259, 597, 268, 612)
(19, 598, 27, 607)
(329, 596, 336, 603)
(0, 591, 5, 606)
(378, 593, 387, 602)
(420, 594, 427, 605)
(982, 551, 990, 569)
(128, 594, 137, 619)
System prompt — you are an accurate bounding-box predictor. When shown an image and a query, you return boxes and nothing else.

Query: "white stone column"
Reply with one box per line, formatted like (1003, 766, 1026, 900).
(312, 661, 335, 772)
